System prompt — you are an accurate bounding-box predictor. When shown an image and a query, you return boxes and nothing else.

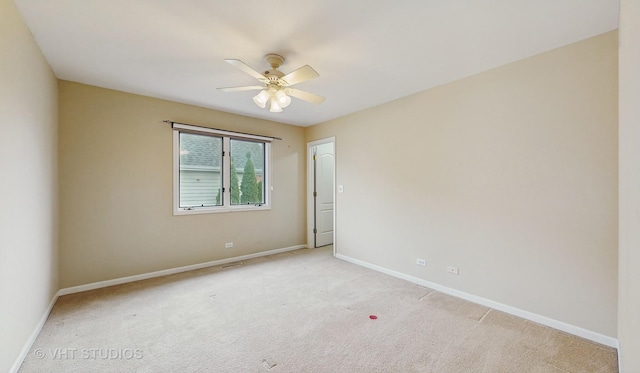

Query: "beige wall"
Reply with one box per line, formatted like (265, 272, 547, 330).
(0, 0, 59, 371)
(307, 31, 618, 337)
(58, 81, 306, 288)
(618, 0, 640, 370)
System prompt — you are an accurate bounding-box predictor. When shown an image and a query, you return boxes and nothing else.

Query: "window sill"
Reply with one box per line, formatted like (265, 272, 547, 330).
(173, 204, 271, 216)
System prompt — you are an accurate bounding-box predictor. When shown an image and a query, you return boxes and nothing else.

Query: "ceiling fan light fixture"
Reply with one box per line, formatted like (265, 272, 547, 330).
(252, 90, 269, 108)
(275, 89, 291, 108)
(269, 97, 283, 113)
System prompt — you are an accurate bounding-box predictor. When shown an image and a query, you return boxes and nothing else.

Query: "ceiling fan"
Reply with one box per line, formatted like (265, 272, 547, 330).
(218, 54, 325, 113)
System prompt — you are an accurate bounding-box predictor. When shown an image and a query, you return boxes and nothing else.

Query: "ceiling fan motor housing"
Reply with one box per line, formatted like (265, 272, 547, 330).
(264, 70, 285, 79)
(263, 54, 286, 82)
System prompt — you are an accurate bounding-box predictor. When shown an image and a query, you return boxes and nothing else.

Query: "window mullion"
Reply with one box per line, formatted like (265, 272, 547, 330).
(222, 137, 231, 207)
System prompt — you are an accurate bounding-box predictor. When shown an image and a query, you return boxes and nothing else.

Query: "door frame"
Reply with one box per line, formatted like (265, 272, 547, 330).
(306, 137, 336, 256)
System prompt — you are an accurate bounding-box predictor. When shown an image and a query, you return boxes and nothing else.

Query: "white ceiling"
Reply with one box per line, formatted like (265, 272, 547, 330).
(14, 0, 619, 127)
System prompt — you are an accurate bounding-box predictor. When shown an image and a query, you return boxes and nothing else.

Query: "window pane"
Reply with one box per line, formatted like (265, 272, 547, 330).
(230, 139, 265, 205)
(179, 133, 222, 208)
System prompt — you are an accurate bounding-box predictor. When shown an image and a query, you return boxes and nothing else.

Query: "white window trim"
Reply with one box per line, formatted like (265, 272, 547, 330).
(172, 123, 272, 215)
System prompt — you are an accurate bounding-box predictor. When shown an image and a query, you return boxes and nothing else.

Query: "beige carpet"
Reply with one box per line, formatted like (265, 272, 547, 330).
(19, 247, 618, 372)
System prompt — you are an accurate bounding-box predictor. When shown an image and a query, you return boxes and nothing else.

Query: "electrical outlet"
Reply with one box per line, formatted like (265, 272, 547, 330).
(416, 258, 426, 266)
(446, 266, 459, 275)
(225, 242, 234, 249)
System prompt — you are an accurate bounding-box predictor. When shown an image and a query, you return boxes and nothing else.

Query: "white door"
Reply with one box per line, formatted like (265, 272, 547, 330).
(314, 143, 334, 247)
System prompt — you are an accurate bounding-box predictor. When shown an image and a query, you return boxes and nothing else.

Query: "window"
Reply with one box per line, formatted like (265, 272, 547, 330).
(172, 123, 272, 215)
(178, 133, 223, 208)
(230, 139, 265, 205)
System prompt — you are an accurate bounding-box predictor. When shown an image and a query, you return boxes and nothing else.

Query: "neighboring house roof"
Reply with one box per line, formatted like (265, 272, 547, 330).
(179, 133, 264, 170)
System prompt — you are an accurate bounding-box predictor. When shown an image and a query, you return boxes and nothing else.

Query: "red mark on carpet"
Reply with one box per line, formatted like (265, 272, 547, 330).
(369, 315, 378, 320)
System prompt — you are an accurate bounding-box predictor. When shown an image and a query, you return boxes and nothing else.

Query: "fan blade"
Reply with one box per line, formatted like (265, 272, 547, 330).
(217, 85, 264, 92)
(224, 59, 267, 81)
(281, 65, 319, 86)
(287, 88, 325, 104)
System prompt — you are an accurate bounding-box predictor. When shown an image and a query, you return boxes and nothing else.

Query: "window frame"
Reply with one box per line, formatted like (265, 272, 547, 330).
(172, 123, 272, 215)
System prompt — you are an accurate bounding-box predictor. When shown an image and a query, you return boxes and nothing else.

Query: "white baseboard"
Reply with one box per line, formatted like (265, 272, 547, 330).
(59, 245, 306, 296)
(11, 244, 306, 372)
(336, 253, 618, 349)
(10, 292, 59, 373)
